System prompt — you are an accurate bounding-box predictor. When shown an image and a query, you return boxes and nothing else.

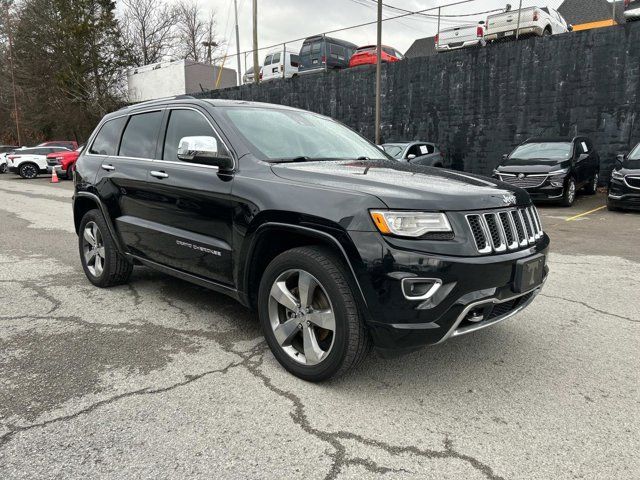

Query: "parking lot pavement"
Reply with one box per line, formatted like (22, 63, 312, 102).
(0, 174, 638, 480)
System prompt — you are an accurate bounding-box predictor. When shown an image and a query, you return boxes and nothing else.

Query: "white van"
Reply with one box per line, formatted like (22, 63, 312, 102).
(261, 50, 300, 81)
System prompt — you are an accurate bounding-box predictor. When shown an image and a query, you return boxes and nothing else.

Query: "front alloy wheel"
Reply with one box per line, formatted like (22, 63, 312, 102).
(561, 177, 576, 207)
(268, 269, 336, 365)
(258, 246, 371, 381)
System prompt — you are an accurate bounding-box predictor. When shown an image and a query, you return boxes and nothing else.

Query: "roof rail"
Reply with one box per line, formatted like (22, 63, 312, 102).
(120, 95, 196, 111)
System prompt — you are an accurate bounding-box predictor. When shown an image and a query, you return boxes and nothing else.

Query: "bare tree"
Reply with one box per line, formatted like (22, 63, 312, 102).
(176, 1, 221, 63)
(120, 0, 178, 67)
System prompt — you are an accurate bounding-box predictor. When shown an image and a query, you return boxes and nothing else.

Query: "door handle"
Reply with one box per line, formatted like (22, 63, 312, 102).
(150, 170, 169, 179)
(101, 164, 115, 171)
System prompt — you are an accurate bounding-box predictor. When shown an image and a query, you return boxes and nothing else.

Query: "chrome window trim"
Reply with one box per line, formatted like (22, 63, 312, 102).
(84, 105, 236, 172)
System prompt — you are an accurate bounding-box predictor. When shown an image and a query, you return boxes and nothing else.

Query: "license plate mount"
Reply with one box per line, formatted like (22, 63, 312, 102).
(514, 254, 545, 293)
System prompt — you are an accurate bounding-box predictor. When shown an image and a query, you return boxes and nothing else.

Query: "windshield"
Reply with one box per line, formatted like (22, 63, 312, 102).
(219, 107, 388, 161)
(382, 145, 404, 159)
(510, 142, 572, 160)
(626, 143, 640, 169)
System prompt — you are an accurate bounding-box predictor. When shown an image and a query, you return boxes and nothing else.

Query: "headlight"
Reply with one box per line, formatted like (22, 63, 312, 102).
(548, 168, 569, 187)
(370, 210, 452, 237)
(611, 170, 624, 180)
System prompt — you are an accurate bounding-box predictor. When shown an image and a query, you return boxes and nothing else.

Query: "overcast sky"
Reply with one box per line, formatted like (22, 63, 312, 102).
(170, 0, 564, 76)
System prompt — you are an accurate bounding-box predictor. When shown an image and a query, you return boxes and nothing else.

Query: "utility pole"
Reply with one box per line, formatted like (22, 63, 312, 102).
(252, 0, 259, 84)
(375, 0, 382, 144)
(234, 0, 242, 85)
(5, 5, 21, 145)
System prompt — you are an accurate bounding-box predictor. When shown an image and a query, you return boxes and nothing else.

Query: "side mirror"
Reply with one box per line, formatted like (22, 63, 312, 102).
(177, 136, 233, 171)
(407, 154, 416, 160)
(502, 154, 509, 161)
(616, 153, 626, 167)
(577, 153, 589, 162)
(567, 24, 574, 32)
(377, 145, 386, 151)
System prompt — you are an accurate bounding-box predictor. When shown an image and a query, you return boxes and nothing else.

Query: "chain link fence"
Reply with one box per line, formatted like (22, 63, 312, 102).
(207, 0, 633, 88)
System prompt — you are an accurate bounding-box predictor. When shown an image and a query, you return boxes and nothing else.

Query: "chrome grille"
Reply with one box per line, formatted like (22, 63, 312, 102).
(466, 206, 543, 254)
(499, 174, 547, 189)
(625, 176, 640, 190)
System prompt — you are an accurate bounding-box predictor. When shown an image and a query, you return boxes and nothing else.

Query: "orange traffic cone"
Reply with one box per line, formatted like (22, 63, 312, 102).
(50, 168, 59, 184)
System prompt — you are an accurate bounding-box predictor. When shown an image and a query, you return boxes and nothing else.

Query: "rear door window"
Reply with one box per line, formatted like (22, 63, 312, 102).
(119, 111, 163, 159)
(311, 42, 322, 54)
(272, 52, 281, 64)
(89, 117, 127, 156)
(300, 44, 311, 55)
(264, 54, 273, 65)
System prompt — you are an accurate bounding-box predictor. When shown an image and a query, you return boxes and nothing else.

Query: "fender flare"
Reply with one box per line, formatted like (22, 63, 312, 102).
(73, 191, 127, 254)
(243, 222, 370, 311)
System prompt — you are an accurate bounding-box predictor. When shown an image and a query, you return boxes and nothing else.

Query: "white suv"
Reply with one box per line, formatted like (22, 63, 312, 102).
(7, 146, 70, 179)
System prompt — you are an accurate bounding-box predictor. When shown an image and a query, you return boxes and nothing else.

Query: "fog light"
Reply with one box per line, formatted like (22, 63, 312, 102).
(401, 278, 442, 301)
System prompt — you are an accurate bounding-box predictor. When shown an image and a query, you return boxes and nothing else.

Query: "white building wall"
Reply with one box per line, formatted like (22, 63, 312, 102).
(127, 60, 237, 102)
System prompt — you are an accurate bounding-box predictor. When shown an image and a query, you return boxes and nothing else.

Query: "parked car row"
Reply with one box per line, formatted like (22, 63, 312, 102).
(248, 35, 404, 83)
(0, 141, 80, 179)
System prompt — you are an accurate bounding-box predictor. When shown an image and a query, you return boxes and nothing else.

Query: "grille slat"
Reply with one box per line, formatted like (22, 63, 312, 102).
(499, 175, 547, 189)
(467, 206, 543, 255)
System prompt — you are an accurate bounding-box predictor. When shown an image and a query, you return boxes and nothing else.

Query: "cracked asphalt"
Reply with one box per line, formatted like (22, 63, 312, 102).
(0, 175, 638, 479)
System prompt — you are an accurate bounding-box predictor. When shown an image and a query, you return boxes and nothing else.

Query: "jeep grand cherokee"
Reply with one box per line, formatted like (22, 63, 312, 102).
(73, 97, 549, 381)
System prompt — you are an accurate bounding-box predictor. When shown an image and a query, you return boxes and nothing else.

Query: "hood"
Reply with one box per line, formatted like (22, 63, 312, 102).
(497, 157, 570, 174)
(271, 159, 530, 211)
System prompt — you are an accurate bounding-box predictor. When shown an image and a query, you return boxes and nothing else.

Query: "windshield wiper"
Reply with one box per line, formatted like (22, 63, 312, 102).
(270, 156, 312, 164)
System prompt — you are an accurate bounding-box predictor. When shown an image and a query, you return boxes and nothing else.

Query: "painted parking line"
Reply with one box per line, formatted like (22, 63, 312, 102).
(565, 205, 607, 222)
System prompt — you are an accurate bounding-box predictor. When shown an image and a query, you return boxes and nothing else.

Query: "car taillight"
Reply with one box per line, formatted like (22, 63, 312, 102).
(533, 10, 539, 21)
(321, 55, 326, 63)
(434, 34, 439, 45)
(477, 26, 484, 37)
(625, 0, 630, 6)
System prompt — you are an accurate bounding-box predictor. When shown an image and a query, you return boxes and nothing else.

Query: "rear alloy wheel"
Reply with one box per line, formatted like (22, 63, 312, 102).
(79, 209, 133, 287)
(584, 172, 599, 195)
(18, 163, 39, 179)
(561, 177, 576, 207)
(0, 163, 7, 174)
(259, 246, 370, 381)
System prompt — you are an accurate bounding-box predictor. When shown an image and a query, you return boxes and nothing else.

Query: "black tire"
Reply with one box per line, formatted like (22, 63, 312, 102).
(543, 28, 552, 37)
(584, 172, 599, 195)
(65, 164, 74, 180)
(560, 177, 577, 207)
(258, 246, 371, 382)
(0, 163, 7, 174)
(78, 209, 133, 287)
(18, 162, 39, 179)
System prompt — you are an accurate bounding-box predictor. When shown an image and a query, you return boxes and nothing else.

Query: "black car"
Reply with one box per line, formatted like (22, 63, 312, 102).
(381, 141, 444, 167)
(298, 35, 357, 74)
(493, 137, 600, 207)
(608, 143, 640, 211)
(73, 97, 549, 381)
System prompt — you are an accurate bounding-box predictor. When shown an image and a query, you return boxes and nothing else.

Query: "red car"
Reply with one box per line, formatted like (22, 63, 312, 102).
(46, 145, 83, 179)
(348, 45, 404, 67)
(38, 140, 79, 150)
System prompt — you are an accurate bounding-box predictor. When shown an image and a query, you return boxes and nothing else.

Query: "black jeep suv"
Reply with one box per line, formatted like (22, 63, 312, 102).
(493, 137, 600, 207)
(73, 98, 549, 381)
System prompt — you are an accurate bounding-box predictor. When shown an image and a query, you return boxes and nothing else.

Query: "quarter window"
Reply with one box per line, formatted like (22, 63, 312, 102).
(119, 111, 163, 159)
(162, 109, 225, 162)
(89, 117, 127, 156)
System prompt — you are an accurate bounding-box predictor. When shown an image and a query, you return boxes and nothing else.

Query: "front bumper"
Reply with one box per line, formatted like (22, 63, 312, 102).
(350, 231, 550, 353)
(624, 7, 640, 20)
(608, 177, 640, 210)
